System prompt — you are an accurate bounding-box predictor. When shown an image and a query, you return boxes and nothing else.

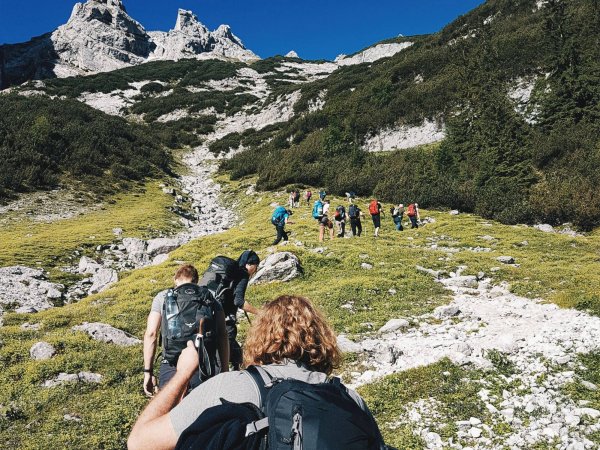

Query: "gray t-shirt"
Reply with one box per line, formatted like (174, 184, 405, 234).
(169, 360, 371, 437)
(151, 289, 168, 314)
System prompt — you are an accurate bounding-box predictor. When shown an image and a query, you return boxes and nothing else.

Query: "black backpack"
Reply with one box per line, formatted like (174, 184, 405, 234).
(175, 365, 387, 450)
(161, 283, 218, 375)
(348, 204, 359, 219)
(199, 256, 240, 310)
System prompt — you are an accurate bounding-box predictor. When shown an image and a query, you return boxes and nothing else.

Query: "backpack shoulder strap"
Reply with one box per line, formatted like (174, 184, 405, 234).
(245, 365, 274, 409)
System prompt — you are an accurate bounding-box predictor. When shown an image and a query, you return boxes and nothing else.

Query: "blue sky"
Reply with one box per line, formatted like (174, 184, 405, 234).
(0, 0, 485, 60)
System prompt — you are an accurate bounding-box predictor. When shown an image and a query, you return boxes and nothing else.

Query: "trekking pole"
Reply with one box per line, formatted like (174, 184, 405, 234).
(244, 311, 252, 325)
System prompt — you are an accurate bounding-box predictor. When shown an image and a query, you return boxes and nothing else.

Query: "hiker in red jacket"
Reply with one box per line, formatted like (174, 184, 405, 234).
(368, 199, 383, 237)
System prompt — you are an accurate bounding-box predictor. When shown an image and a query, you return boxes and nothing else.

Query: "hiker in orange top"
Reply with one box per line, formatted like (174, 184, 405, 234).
(407, 203, 420, 228)
(368, 199, 383, 237)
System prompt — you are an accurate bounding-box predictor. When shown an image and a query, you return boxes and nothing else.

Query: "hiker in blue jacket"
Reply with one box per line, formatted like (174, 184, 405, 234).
(271, 206, 293, 245)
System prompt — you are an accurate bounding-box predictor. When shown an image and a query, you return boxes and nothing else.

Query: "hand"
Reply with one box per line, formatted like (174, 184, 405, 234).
(176, 341, 199, 380)
(143, 372, 157, 397)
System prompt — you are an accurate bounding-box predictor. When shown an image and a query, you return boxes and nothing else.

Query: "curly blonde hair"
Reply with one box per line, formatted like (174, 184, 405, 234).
(243, 295, 341, 375)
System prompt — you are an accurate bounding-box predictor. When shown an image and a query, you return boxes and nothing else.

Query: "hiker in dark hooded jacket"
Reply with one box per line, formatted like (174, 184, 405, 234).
(211, 250, 261, 370)
(128, 295, 386, 450)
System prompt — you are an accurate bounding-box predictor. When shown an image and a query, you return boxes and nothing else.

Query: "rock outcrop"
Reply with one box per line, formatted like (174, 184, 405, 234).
(0, 266, 63, 314)
(335, 42, 413, 66)
(72, 322, 141, 346)
(250, 252, 303, 285)
(43, 371, 102, 388)
(0, 1, 258, 89)
(149, 10, 258, 63)
(30, 342, 57, 360)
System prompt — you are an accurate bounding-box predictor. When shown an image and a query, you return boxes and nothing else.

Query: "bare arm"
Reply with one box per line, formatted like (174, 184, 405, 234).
(241, 301, 259, 315)
(128, 342, 198, 450)
(216, 309, 229, 372)
(143, 311, 162, 396)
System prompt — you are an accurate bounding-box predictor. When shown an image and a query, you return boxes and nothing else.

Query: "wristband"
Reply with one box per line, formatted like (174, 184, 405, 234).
(143, 368, 152, 373)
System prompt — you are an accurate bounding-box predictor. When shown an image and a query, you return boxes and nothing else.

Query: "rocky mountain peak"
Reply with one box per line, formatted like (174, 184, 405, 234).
(174, 9, 209, 36)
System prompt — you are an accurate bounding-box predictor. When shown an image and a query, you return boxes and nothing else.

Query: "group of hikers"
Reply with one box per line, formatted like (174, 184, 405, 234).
(130, 253, 389, 449)
(272, 189, 421, 244)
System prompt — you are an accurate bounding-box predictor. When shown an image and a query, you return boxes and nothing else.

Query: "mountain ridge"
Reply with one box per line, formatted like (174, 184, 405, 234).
(0, 0, 258, 89)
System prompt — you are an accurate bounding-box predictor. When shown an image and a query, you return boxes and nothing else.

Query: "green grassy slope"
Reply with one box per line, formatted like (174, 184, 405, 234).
(1, 175, 600, 447)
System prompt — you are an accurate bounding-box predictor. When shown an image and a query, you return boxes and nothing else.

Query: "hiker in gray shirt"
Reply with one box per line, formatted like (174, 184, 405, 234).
(128, 295, 379, 449)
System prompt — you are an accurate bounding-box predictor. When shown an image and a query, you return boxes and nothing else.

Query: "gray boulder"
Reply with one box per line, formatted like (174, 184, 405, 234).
(337, 335, 362, 353)
(250, 252, 303, 285)
(30, 342, 56, 360)
(123, 237, 148, 265)
(151, 254, 169, 266)
(434, 305, 461, 319)
(534, 224, 555, 233)
(379, 319, 410, 334)
(497, 256, 515, 264)
(440, 275, 479, 289)
(415, 265, 443, 279)
(0, 266, 63, 313)
(72, 322, 141, 346)
(361, 263, 373, 270)
(78, 256, 102, 274)
(88, 268, 118, 294)
(43, 371, 102, 388)
(146, 237, 181, 257)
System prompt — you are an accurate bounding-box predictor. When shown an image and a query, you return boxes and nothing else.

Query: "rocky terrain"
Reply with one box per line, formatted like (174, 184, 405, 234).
(341, 267, 600, 449)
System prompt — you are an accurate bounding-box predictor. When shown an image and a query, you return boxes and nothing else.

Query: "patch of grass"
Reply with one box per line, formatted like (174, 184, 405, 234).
(0, 181, 179, 275)
(358, 359, 488, 447)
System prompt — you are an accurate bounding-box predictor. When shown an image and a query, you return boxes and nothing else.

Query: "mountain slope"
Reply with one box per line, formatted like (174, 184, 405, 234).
(221, 0, 600, 229)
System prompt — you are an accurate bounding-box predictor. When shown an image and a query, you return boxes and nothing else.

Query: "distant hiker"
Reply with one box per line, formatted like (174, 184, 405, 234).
(407, 203, 420, 229)
(391, 204, 404, 231)
(271, 206, 293, 245)
(293, 190, 301, 208)
(348, 203, 363, 237)
(319, 189, 327, 201)
(312, 198, 324, 220)
(288, 192, 295, 209)
(142, 265, 229, 396)
(199, 251, 261, 371)
(369, 199, 383, 237)
(305, 189, 313, 205)
(319, 214, 335, 242)
(346, 191, 356, 204)
(334, 204, 347, 238)
(128, 295, 387, 450)
(323, 199, 331, 216)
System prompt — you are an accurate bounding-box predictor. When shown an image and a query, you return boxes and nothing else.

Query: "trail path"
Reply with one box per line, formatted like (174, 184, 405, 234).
(348, 269, 600, 449)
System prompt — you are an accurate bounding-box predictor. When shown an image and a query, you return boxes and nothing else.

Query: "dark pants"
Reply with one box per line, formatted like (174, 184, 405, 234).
(159, 360, 201, 390)
(409, 216, 418, 228)
(350, 218, 362, 236)
(226, 322, 243, 370)
(336, 220, 346, 237)
(393, 216, 404, 231)
(371, 213, 381, 229)
(273, 224, 288, 245)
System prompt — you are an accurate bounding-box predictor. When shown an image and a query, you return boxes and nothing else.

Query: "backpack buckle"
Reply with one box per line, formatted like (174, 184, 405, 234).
(245, 417, 269, 436)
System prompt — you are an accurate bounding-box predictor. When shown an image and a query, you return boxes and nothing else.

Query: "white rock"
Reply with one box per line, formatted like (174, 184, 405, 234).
(337, 335, 361, 353)
(151, 254, 169, 266)
(534, 224, 555, 233)
(361, 263, 373, 270)
(78, 256, 102, 274)
(72, 322, 141, 346)
(379, 319, 410, 334)
(30, 342, 57, 360)
(469, 427, 482, 438)
(433, 305, 460, 318)
(88, 268, 118, 294)
(43, 371, 102, 388)
(449, 210, 460, 215)
(145, 237, 181, 257)
(497, 256, 515, 264)
(581, 380, 598, 391)
(250, 252, 302, 284)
